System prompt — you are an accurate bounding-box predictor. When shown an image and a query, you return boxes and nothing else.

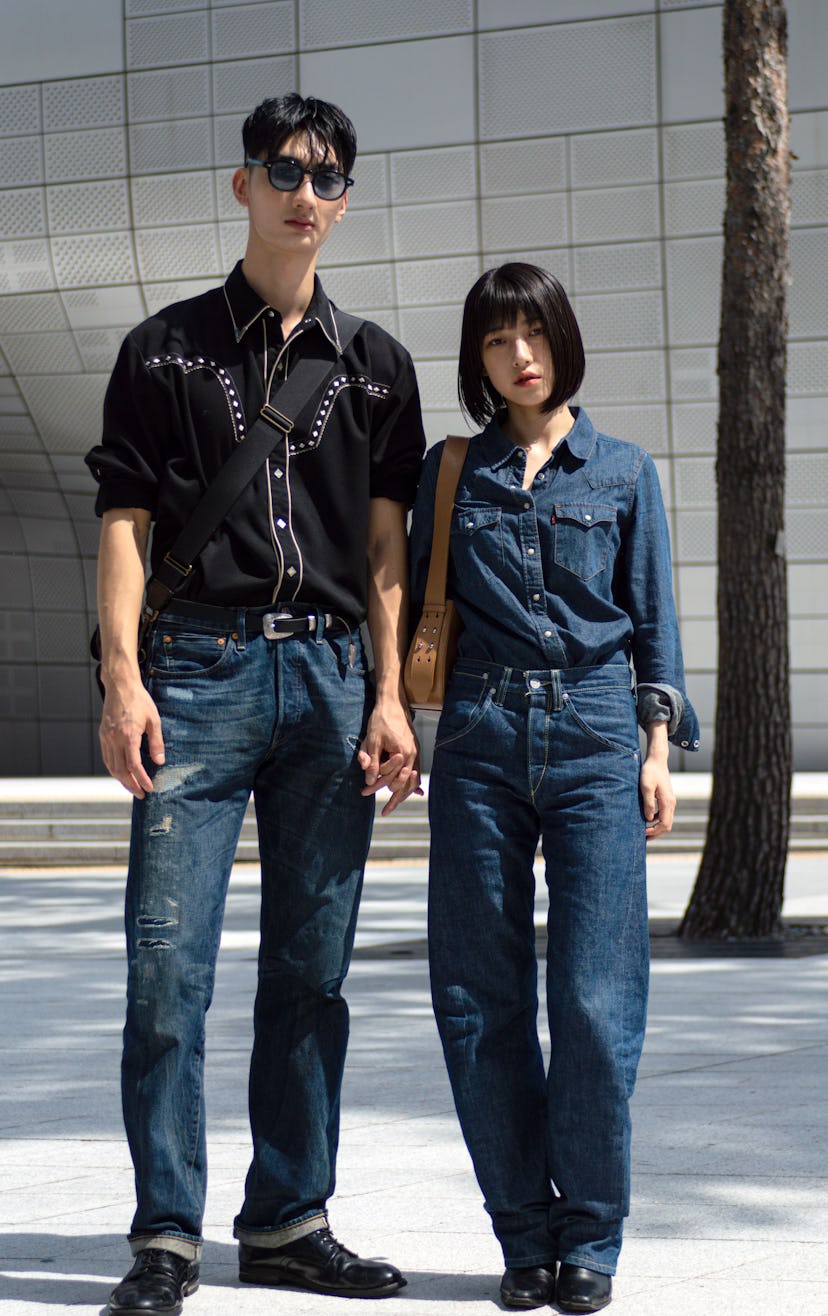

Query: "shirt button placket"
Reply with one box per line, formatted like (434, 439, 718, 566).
(521, 498, 545, 615)
(521, 495, 558, 661)
(522, 496, 539, 553)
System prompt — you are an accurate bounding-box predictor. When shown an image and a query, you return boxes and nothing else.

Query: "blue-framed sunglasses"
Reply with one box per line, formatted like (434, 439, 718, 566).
(245, 155, 353, 201)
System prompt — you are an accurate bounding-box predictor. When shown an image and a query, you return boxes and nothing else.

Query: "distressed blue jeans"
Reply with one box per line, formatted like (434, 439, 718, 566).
(121, 609, 374, 1260)
(428, 659, 649, 1276)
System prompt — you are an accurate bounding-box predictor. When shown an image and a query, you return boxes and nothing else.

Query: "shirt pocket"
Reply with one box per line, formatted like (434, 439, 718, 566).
(552, 503, 617, 581)
(451, 505, 504, 567)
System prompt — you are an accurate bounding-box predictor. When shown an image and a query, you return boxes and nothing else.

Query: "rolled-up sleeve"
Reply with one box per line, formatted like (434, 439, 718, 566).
(369, 351, 426, 507)
(85, 331, 171, 517)
(621, 454, 700, 750)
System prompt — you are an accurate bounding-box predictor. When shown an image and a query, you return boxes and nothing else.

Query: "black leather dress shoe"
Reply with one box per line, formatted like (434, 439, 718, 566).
(499, 1264, 556, 1309)
(238, 1226, 406, 1298)
(555, 1264, 612, 1313)
(109, 1249, 199, 1315)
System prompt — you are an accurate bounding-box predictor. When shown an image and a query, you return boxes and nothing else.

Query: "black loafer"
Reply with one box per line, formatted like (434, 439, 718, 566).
(238, 1226, 406, 1298)
(109, 1248, 199, 1315)
(555, 1264, 612, 1313)
(500, 1264, 556, 1309)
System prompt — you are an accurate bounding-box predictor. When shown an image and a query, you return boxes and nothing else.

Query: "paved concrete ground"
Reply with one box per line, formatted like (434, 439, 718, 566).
(1, 781, 827, 1315)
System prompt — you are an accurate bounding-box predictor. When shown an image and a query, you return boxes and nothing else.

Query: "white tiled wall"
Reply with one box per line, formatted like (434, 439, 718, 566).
(0, 0, 825, 773)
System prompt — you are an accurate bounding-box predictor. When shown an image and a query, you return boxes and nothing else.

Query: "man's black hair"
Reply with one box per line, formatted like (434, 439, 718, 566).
(458, 263, 585, 426)
(242, 93, 357, 177)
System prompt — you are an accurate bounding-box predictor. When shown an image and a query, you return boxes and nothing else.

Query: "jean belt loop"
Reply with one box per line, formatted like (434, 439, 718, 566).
(314, 608, 326, 644)
(236, 609, 247, 651)
(550, 668, 563, 712)
(494, 666, 512, 707)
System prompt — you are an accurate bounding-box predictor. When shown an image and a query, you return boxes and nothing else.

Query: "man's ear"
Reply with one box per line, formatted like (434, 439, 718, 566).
(334, 191, 348, 224)
(232, 166, 250, 209)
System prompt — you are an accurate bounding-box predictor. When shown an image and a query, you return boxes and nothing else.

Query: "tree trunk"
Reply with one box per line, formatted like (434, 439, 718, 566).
(680, 0, 791, 940)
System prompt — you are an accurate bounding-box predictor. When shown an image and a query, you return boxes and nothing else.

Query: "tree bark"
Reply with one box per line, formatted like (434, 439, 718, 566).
(680, 0, 791, 939)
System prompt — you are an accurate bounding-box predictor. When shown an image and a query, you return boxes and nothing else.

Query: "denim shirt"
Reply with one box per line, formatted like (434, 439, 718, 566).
(409, 407, 700, 750)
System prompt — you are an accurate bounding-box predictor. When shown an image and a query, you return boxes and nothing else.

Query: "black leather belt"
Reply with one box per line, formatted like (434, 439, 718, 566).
(163, 598, 349, 638)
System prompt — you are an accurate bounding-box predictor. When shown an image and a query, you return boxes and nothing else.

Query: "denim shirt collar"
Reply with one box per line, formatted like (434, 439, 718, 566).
(222, 260, 341, 350)
(481, 405, 597, 472)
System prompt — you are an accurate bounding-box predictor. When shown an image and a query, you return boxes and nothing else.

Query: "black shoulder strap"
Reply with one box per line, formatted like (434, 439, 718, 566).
(332, 308, 364, 343)
(144, 313, 364, 620)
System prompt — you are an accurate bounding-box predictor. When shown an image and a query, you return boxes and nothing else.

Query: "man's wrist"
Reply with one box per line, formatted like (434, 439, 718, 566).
(102, 649, 144, 686)
(372, 670, 404, 701)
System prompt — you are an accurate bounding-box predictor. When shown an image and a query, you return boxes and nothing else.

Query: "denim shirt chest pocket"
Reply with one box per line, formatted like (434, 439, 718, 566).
(553, 503, 618, 581)
(451, 504, 504, 567)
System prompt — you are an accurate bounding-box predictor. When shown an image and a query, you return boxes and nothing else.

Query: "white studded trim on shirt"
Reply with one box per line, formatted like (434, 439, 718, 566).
(146, 353, 246, 442)
(288, 373, 390, 455)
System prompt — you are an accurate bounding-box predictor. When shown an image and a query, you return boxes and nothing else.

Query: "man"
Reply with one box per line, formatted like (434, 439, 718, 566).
(86, 94, 425, 1315)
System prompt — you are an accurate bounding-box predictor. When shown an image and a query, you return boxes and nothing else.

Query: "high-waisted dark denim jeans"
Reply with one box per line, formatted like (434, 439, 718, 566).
(121, 610, 374, 1259)
(428, 658, 648, 1276)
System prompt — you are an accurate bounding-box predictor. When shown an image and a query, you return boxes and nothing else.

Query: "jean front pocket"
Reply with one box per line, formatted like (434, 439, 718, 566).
(150, 627, 234, 679)
(320, 629, 368, 678)
(553, 503, 617, 580)
(562, 687, 639, 758)
(434, 676, 494, 750)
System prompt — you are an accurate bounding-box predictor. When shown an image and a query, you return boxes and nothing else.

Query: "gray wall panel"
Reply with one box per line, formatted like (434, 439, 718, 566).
(0, 1, 823, 773)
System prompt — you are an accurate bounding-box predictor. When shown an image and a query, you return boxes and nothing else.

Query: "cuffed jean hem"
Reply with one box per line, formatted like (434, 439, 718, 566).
(128, 1234, 202, 1261)
(233, 1210, 327, 1248)
(561, 1253, 616, 1277)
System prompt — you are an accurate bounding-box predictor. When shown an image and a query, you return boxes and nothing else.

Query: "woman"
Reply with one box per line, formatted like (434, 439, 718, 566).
(410, 264, 699, 1313)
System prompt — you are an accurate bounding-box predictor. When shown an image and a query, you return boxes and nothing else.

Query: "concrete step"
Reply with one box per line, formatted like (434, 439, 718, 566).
(4, 811, 826, 841)
(0, 793, 825, 822)
(0, 813, 825, 866)
(0, 778, 824, 866)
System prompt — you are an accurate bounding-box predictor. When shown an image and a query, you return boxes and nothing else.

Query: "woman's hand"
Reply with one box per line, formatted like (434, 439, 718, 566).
(640, 722, 676, 840)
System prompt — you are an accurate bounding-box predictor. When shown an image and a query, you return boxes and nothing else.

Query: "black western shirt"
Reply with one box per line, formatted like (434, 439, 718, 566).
(86, 262, 426, 623)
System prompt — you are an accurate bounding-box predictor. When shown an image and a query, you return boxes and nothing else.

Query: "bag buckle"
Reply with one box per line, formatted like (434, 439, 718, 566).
(260, 403, 294, 434)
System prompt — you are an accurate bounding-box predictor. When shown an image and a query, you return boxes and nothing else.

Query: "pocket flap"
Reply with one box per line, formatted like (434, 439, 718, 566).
(453, 506, 502, 535)
(553, 503, 617, 529)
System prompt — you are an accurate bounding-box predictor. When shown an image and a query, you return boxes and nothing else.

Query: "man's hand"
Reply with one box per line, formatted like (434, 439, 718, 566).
(640, 722, 676, 841)
(361, 496, 423, 815)
(358, 699, 422, 816)
(95, 507, 160, 798)
(100, 674, 165, 800)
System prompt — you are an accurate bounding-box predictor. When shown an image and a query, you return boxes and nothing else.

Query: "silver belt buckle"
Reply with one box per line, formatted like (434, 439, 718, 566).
(262, 611, 301, 640)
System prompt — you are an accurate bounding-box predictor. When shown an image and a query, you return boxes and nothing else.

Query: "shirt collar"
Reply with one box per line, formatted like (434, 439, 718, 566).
(482, 406, 597, 470)
(222, 261, 343, 351)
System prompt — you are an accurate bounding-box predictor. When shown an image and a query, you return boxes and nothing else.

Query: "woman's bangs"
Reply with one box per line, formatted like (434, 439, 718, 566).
(478, 279, 543, 339)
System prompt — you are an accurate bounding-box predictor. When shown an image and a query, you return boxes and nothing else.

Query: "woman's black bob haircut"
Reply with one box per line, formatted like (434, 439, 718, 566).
(242, 93, 357, 177)
(458, 263, 585, 427)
